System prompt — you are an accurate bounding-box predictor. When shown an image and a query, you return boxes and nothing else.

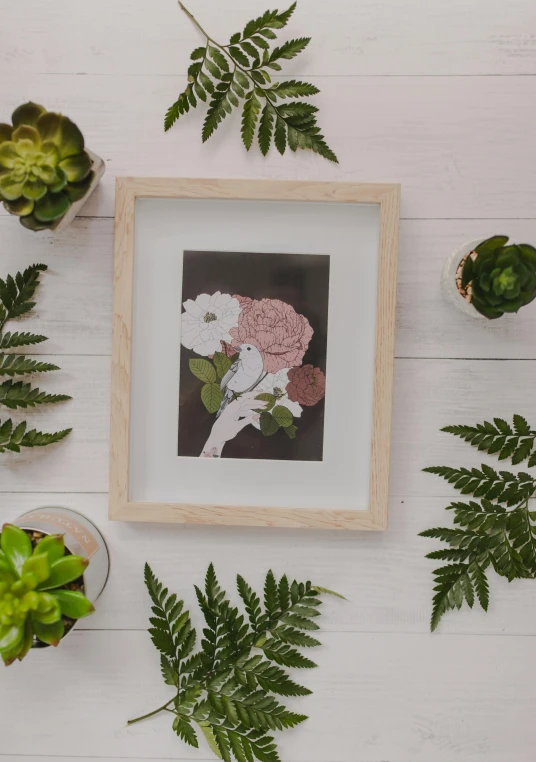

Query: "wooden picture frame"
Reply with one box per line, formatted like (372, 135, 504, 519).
(110, 178, 400, 530)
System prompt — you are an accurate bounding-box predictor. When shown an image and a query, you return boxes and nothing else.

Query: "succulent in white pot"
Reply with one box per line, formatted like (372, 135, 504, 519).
(441, 235, 536, 319)
(0, 507, 109, 665)
(0, 102, 105, 232)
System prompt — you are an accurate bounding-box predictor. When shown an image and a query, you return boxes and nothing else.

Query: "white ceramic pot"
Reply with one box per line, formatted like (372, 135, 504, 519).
(52, 148, 106, 232)
(441, 237, 487, 320)
(13, 506, 109, 605)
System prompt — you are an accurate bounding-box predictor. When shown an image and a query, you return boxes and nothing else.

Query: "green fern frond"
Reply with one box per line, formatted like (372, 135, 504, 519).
(0, 331, 47, 349)
(0, 418, 71, 453)
(173, 716, 199, 748)
(269, 37, 310, 63)
(422, 415, 536, 631)
(237, 575, 264, 633)
(271, 80, 320, 99)
(0, 263, 71, 454)
(0, 263, 47, 328)
(0, 354, 60, 377)
(0, 380, 70, 410)
(131, 564, 341, 760)
(241, 91, 262, 150)
(442, 415, 536, 464)
(261, 639, 317, 668)
(423, 465, 535, 505)
(430, 563, 472, 632)
(168, 3, 337, 163)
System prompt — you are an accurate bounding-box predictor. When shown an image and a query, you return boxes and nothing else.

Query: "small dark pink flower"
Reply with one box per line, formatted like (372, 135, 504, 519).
(286, 365, 326, 406)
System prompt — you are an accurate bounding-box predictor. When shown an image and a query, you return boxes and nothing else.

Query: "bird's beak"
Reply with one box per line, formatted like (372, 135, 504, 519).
(230, 345, 241, 353)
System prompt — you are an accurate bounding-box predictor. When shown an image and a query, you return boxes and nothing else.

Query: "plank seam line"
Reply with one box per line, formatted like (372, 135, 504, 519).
(36, 71, 536, 78)
(71, 628, 536, 637)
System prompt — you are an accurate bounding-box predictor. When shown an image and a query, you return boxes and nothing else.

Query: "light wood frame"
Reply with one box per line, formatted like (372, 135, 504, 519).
(110, 178, 400, 530)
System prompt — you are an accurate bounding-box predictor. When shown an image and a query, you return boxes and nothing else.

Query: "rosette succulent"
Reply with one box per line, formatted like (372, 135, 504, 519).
(0, 523, 94, 665)
(461, 235, 536, 319)
(0, 102, 93, 231)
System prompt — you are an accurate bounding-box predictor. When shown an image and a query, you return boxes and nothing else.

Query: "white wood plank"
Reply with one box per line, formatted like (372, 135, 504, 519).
(3, 217, 536, 360)
(1, 356, 534, 496)
(0, 355, 109, 492)
(0, 629, 534, 761)
(1, 75, 535, 219)
(0, 217, 113, 356)
(3, 493, 536, 637)
(2, 0, 536, 76)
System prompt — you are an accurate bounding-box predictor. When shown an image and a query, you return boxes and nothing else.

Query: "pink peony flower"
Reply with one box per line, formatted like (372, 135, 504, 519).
(230, 297, 313, 373)
(286, 365, 326, 406)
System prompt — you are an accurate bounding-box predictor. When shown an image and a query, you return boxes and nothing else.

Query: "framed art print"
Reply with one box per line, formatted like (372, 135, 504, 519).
(110, 178, 400, 530)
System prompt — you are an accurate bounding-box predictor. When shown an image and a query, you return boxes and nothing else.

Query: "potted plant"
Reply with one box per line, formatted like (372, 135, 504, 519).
(0, 102, 105, 232)
(0, 507, 109, 665)
(441, 235, 536, 319)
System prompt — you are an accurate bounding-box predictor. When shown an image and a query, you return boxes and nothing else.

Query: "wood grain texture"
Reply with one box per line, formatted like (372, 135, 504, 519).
(1, 75, 535, 219)
(110, 179, 399, 529)
(2, 0, 535, 76)
(0, 629, 535, 762)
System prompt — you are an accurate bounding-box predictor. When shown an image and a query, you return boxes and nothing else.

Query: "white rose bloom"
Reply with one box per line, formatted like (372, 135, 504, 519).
(251, 368, 302, 429)
(181, 292, 241, 356)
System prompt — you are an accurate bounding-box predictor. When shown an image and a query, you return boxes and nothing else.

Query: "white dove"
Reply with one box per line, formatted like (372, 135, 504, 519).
(217, 343, 266, 418)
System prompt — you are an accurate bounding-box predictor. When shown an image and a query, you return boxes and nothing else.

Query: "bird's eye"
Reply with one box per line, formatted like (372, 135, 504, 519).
(247, 347, 250, 351)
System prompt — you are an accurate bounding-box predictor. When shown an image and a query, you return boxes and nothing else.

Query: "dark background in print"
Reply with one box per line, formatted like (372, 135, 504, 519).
(178, 250, 330, 461)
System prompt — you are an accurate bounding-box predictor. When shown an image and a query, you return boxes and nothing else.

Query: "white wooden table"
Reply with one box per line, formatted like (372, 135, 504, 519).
(1, 1, 536, 760)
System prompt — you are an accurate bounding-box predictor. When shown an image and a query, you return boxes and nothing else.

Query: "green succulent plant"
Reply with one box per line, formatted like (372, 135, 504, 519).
(0, 523, 94, 665)
(461, 235, 536, 319)
(0, 102, 94, 231)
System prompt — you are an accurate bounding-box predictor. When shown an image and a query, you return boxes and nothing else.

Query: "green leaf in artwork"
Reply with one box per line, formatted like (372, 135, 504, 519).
(189, 358, 217, 384)
(255, 392, 276, 411)
(201, 383, 223, 414)
(272, 405, 293, 428)
(260, 411, 280, 436)
(283, 424, 297, 439)
(212, 351, 232, 380)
